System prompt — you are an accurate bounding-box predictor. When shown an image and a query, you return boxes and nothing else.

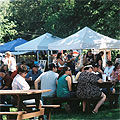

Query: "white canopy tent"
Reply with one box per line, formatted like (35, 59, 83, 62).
(48, 27, 120, 50)
(15, 33, 62, 62)
(48, 27, 120, 67)
(15, 33, 61, 51)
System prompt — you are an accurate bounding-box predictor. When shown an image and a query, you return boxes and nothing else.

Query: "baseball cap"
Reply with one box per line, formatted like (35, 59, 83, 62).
(32, 64, 39, 68)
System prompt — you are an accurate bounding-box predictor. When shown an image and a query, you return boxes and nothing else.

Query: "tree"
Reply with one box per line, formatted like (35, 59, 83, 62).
(0, 0, 18, 43)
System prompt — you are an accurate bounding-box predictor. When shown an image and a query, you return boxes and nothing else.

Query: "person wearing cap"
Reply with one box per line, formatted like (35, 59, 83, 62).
(76, 65, 106, 113)
(25, 64, 42, 89)
(34, 63, 58, 103)
(3, 51, 16, 75)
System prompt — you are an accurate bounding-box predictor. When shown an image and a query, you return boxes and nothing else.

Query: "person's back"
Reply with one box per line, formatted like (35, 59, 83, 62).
(40, 71, 58, 97)
(57, 75, 69, 97)
(34, 63, 58, 97)
(77, 71, 101, 99)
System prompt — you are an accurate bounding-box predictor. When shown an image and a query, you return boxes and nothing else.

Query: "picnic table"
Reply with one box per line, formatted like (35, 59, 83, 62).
(0, 89, 51, 120)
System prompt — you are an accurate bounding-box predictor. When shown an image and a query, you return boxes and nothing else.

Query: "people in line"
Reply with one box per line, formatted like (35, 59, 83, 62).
(25, 64, 42, 89)
(76, 65, 106, 113)
(34, 63, 58, 103)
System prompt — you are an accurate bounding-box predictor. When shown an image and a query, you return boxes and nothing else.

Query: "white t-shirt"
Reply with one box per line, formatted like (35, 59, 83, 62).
(12, 74, 30, 90)
(3, 57, 16, 72)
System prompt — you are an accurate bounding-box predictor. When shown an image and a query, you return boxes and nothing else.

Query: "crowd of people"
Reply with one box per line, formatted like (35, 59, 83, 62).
(0, 50, 120, 114)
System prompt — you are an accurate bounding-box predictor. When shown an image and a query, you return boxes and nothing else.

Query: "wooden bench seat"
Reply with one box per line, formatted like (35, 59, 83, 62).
(26, 104, 60, 120)
(0, 108, 44, 120)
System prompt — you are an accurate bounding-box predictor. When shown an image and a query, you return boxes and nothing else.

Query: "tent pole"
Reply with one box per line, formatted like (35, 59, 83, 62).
(103, 50, 106, 68)
(48, 50, 50, 67)
(37, 50, 39, 62)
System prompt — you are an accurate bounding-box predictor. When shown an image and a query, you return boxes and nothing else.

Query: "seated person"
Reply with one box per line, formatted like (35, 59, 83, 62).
(104, 61, 114, 78)
(0, 71, 13, 104)
(25, 64, 42, 88)
(57, 66, 75, 98)
(12, 64, 30, 90)
(75, 66, 84, 81)
(111, 63, 120, 82)
(92, 63, 103, 78)
(57, 66, 78, 112)
(34, 63, 59, 103)
(76, 65, 106, 113)
(92, 63, 115, 95)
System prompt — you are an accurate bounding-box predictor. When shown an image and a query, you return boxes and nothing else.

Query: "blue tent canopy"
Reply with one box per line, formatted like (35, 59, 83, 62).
(0, 38, 27, 53)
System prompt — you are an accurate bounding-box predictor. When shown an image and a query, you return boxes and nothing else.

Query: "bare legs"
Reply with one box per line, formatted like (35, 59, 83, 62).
(82, 100, 86, 112)
(93, 92, 106, 113)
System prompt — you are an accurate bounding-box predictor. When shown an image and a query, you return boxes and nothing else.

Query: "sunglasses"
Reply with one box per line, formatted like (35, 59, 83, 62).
(67, 69, 71, 71)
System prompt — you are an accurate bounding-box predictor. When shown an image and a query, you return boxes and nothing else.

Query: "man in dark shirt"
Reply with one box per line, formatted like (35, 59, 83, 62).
(83, 49, 95, 65)
(25, 64, 42, 88)
(66, 50, 75, 75)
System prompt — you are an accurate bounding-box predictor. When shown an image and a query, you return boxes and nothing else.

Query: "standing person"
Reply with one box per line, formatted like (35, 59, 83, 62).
(76, 65, 106, 113)
(83, 49, 95, 65)
(12, 65, 30, 90)
(66, 50, 75, 75)
(95, 51, 104, 70)
(3, 51, 16, 75)
(57, 53, 67, 67)
(56, 52, 67, 73)
(25, 64, 42, 89)
(34, 63, 58, 102)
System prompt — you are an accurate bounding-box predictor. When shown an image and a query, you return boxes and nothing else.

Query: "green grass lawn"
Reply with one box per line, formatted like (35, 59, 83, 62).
(52, 106, 120, 120)
(2, 98, 120, 120)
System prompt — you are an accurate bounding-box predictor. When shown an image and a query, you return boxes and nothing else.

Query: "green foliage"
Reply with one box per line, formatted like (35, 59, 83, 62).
(0, 0, 119, 43)
(111, 50, 120, 63)
(0, 0, 18, 43)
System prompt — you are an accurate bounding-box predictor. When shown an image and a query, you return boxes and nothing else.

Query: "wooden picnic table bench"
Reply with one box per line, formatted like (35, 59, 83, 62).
(0, 89, 51, 120)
